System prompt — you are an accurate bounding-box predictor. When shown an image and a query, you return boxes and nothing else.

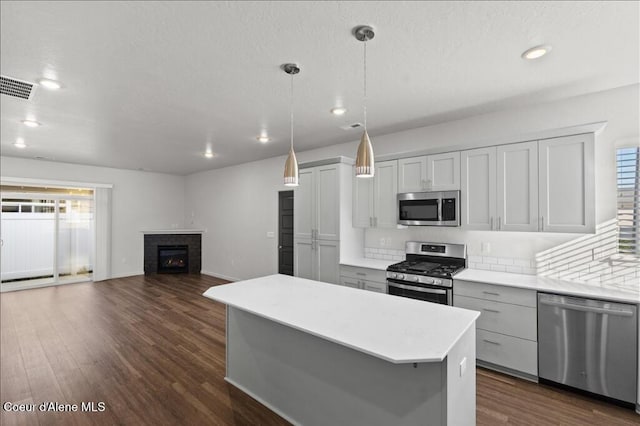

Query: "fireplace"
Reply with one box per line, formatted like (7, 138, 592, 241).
(143, 232, 201, 275)
(157, 245, 189, 274)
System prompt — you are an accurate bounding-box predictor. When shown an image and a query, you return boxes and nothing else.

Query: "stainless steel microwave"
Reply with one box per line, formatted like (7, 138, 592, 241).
(397, 190, 460, 226)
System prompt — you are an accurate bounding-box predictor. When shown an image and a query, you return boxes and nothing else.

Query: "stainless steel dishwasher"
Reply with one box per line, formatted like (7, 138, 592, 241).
(538, 293, 638, 404)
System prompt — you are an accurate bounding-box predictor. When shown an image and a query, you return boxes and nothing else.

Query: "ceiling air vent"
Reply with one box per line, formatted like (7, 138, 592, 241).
(0, 75, 36, 100)
(340, 122, 363, 131)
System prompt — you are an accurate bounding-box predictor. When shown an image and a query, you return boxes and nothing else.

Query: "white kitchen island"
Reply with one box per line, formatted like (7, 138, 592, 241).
(203, 274, 480, 426)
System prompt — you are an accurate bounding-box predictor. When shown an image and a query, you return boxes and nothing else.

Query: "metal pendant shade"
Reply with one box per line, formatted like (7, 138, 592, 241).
(354, 25, 376, 178)
(282, 63, 300, 186)
(283, 147, 299, 186)
(355, 130, 374, 177)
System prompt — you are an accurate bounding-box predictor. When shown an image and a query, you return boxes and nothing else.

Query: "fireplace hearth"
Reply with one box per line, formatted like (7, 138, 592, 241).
(157, 245, 188, 274)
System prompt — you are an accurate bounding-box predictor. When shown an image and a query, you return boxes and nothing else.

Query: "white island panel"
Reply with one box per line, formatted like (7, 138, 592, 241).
(203, 274, 479, 363)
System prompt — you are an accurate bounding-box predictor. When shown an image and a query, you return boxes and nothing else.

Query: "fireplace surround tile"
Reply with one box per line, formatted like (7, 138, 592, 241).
(144, 234, 201, 274)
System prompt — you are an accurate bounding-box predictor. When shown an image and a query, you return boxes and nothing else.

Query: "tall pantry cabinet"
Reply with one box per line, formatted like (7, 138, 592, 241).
(293, 158, 359, 284)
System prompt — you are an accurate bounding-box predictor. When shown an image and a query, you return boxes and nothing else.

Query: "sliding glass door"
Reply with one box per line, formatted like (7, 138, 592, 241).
(0, 186, 94, 290)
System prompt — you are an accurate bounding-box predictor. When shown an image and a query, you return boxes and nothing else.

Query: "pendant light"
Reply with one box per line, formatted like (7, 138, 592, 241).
(354, 25, 375, 178)
(283, 63, 300, 186)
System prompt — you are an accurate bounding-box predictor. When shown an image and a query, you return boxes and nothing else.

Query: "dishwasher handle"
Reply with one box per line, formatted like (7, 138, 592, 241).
(538, 298, 635, 317)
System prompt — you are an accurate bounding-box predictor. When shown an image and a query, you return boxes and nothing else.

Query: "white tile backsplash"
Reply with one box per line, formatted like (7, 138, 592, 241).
(365, 247, 539, 275)
(364, 247, 405, 261)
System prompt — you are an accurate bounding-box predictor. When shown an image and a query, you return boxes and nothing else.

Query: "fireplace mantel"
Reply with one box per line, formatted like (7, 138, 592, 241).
(141, 229, 205, 235)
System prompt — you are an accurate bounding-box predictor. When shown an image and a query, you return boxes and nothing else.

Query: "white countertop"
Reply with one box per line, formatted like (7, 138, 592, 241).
(455, 269, 640, 304)
(203, 274, 479, 364)
(141, 229, 205, 234)
(339, 257, 395, 271)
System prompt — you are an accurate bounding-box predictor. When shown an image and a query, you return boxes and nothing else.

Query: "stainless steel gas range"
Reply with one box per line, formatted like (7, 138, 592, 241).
(386, 241, 466, 305)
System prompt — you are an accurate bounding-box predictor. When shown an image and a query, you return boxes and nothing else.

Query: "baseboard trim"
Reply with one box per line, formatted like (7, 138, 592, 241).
(201, 270, 239, 282)
(109, 270, 144, 280)
(224, 377, 299, 425)
(0, 277, 92, 293)
(477, 360, 538, 383)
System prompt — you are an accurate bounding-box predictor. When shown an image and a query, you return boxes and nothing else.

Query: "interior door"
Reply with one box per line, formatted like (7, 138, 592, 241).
(278, 191, 294, 276)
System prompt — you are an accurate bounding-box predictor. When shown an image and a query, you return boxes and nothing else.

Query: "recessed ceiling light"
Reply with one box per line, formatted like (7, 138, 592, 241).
(330, 107, 347, 116)
(521, 44, 552, 60)
(204, 150, 215, 158)
(37, 78, 62, 90)
(21, 119, 41, 127)
(257, 135, 271, 143)
(14, 138, 26, 149)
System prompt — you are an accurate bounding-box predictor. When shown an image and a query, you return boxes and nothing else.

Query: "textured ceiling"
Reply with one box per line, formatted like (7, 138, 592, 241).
(1, 1, 638, 175)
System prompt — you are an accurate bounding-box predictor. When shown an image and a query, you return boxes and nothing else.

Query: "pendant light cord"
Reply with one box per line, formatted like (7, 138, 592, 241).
(363, 38, 367, 130)
(290, 72, 294, 150)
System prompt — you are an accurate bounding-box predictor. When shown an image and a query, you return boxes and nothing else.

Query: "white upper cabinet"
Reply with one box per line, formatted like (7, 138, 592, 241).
(426, 152, 460, 191)
(374, 161, 398, 227)
(398, 152, 460, 193)
(294, 164, 340, 241)
(461, 147, 496, 230)
(352, 160, 398, 228)
(462, 135, 594, 234)
(353, 172, 374, 228)
(294, 168, 315, 239)
(316, 165, 340, 240)
(398, 157, 427, 193)
(497, 142, 539, 232)
(538, 134, 595, 233)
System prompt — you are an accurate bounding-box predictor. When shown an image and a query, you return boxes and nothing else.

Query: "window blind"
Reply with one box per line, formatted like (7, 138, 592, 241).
(617, 147, 639, 255)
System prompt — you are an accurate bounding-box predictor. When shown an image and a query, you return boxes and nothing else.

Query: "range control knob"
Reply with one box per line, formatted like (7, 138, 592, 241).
(389, 273, 397, 279)
(397, 274, 405, 280)
(424, 277, 434, 284)
(412, 276, 419, 282)
(433, 279, 442, 285)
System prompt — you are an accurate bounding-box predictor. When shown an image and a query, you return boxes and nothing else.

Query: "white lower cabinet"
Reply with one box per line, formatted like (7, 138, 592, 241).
(294, 239, 339, 284)
(454, 280, 538, 378)
(476, 329, 538, 376)
(339, 265, 387, 293)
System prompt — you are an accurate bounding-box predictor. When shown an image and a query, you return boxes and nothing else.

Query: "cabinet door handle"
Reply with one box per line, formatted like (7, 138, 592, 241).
(483, 308, 500, 313)
(541, 216, 544, 230)
(490, 217, 494, 230)
(498, 217, 501, 230)
(482, 291, 500, 296)
(483, 339, 501, 346)
(356, 272, 366, 276)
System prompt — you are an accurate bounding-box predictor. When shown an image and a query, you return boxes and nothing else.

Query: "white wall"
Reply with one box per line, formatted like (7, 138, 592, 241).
(0, 157, 186, 278)
(186, 84, 639, 280)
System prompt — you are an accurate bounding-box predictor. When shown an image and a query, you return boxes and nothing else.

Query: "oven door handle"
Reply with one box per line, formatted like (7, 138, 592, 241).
(387, 282, 447, 295)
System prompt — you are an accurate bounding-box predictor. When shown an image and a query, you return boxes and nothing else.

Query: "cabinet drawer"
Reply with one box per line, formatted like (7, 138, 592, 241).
(340, 276, 361, 289)
(340, 265, 387, 283)
(362, 280, 387, 294)
(477, 329, 538, 376)
(454, 295, 537, 341)
(454, 280, 536, 307)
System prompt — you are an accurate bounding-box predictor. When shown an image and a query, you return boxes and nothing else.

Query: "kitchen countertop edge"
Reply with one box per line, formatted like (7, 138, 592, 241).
(455, 269, 640, 304)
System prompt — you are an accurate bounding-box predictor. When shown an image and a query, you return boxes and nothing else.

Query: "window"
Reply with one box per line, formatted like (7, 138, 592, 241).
(617, 147, 639, 255)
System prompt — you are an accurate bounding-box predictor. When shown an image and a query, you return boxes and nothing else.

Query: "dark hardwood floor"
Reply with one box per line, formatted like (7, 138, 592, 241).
(1, 274, 638, 425)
